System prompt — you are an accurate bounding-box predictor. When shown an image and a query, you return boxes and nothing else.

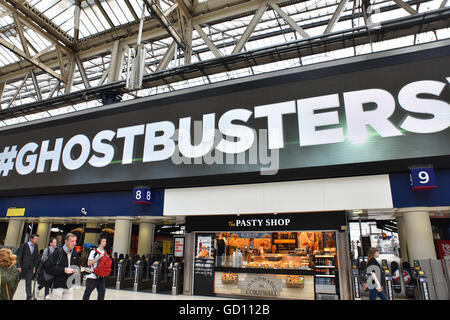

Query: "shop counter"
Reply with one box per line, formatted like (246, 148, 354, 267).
(214, 267, 315, 299)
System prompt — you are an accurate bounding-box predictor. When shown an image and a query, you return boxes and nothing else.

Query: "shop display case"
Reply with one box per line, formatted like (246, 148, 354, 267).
(245, 253, 312, 270)
(314, 254, 337, 294)
(211, 230, 340, 299)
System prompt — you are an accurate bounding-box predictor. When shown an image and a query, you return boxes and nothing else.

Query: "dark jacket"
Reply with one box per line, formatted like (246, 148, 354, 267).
(0, 265, 20, 300)
(16, 242, 39, 270)
(46, 246, 80, 289)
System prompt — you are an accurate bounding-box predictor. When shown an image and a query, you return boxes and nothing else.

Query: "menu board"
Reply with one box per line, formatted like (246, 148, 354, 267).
(174, 237, 185, 258)
(273, 232, 297, 251)
(193, 234, 216, 296)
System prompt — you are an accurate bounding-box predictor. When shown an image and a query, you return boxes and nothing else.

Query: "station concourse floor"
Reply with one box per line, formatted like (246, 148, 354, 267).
(12, 279, 238, 301)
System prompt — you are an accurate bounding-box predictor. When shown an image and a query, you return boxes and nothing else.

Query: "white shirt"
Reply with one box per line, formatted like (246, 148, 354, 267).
(85, 248, 104, 280)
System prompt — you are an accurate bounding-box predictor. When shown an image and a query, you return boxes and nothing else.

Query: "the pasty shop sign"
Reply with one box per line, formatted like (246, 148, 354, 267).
(186, 212, 346, 232)
(229, 218, 291, 228)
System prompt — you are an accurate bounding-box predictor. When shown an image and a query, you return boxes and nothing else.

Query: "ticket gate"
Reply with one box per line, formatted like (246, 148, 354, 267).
(133, 259, 152, 291)
(151, 256, 176, 293)
(171, 262, 184, 295)
(351, 259, 362, 300)
(381, 259, 394, 300)
(413, 260, 431, 300)
(115, 259, 135, 290)
(151, 261, 161, 293)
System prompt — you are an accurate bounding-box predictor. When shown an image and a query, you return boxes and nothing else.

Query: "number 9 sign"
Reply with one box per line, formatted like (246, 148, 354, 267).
(409, 168, 437, 191)
(133, 187, 152, 204)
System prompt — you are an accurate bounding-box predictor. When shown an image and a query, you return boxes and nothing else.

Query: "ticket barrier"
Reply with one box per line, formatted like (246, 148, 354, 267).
(127, 255, 137, 278)
(133, 259, 152, 291)
(351, 259, 362, 300)
(381, 259, 394, 300)
(413, 260, 431, 300)
(115, 259, 135, 290)
(151, 257, 173, 293)
(145, 257, 154, 281)
(171, 262, 184, 295)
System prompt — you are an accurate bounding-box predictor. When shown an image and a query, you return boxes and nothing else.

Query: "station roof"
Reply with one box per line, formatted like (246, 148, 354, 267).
(0, 0, 449, 126)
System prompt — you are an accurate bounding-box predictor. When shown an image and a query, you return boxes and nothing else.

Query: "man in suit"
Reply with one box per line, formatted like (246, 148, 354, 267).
(17, 233, 40, 300)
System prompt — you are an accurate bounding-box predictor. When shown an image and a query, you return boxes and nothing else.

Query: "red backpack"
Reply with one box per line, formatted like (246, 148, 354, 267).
(93, 249, 112, 277)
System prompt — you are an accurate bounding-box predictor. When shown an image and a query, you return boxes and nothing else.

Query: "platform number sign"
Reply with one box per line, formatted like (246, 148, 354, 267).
(409, 168, 437, 191)
(133, 187, 152, 204)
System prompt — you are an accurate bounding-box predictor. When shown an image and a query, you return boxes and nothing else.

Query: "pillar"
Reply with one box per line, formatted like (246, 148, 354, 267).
(4, 219, 24, 248)
(36, 221, 51, 251)
(183, 232, 194, 295)
(395, 215, 408, 262)
(112, 218, 132, 256)
(137, 222, 154, 256)
(399, 208, 436, 263)
(84, 223, 100, 245)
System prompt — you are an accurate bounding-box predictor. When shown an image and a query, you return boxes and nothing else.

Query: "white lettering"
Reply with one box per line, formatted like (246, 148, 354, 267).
(36, 138, 64, 173)
(178, 114, 215, 158)
(398, 80, 450, 134)
(15, 142, 39, 175)
(89, 130, 116, 168)
(298, 94, 344, 146)
(216, 109, 255, 154)
(344, 89, 403, 142)
(254, 101, 296, 149)
(143, 121, 176, 162)
(117, 124, 145, 164)
(62, 134, 91, 170)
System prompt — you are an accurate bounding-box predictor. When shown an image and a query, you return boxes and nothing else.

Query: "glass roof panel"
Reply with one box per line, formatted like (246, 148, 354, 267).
(99, 0, 121, 26)
(0, 0, 449, 118)
(82, 4, 107, 33)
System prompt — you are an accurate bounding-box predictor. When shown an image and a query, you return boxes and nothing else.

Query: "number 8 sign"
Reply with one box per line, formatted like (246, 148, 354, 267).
(133, 187, 152, 204)
(409, 168, 437, 191)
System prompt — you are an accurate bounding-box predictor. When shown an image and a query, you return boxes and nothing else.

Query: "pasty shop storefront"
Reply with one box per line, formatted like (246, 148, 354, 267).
(186, 211, 347, 300)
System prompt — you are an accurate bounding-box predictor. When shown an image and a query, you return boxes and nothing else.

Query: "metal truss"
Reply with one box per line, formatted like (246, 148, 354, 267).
(0, 0, 449, 124)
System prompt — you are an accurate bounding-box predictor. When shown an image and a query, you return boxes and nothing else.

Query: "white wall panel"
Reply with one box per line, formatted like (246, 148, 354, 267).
(163, 175, 393, 216)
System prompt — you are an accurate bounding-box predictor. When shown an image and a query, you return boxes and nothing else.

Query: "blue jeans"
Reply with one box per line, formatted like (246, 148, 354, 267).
(369, 288, 387, 300)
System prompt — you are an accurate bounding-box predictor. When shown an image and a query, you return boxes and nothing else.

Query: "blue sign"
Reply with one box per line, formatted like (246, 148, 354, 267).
(133, 187, 152, 204)
(409, 168, 437, 191)
(0, 190, 164, 217)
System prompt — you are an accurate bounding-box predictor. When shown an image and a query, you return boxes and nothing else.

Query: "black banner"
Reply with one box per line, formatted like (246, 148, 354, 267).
(186, 212, 346, 233)
(0, 44, 449, 195)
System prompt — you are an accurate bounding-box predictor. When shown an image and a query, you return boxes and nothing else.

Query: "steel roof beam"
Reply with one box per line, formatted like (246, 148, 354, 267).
(1, 0, 74, 50)
(392, 0, 419, 15)
(325, 0, 350, 34)
(1, 8, 448, 119)
(147, 0, 188, 50)
(0, 37, 64, 82)
(269, 1, 309, 38)
(232, 0, 269, 54)
(193, 24, 223, 58)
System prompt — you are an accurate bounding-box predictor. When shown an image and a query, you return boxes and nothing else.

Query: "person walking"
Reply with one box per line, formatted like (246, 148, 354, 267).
(0, 248, 20, 300)
(37, 237, 57, 300)
(16, 233, 39, 300)
(366, 247, 387, 300)
(45, 233, 80, 300)
(82, 236, 108, 300)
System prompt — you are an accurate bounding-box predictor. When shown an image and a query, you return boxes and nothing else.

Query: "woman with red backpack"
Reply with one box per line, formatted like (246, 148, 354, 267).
(82, 236, 111, 300)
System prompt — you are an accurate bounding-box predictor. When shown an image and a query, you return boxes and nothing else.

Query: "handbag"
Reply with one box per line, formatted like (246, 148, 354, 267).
(43, 269, 55, 282)
(43, 247, 64, 282)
